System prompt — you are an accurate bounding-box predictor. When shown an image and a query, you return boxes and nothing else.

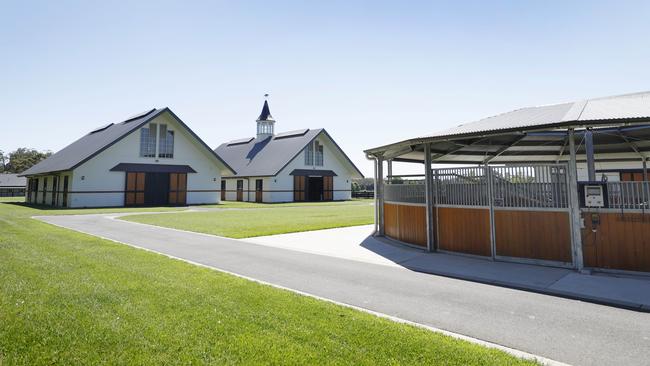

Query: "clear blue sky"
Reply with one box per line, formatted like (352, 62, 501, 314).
(2, 1, 650, 176)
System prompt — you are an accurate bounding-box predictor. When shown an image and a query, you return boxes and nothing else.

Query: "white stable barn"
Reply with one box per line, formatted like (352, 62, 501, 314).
(215, 100, 363, 202)
(21, 108, 233, 208)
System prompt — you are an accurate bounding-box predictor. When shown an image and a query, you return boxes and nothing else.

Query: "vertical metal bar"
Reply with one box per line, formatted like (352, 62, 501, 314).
(387, 159, 393, 182)
(643, 159, 648, 210)
(568, 129, 584, 270)
(434, 168, 440, 248)
(424, 144, 435, 252)
(486, 165, 497, 259)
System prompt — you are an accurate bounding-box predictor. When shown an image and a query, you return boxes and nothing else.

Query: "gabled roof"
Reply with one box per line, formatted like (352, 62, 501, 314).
(365, 91, 650, 155)
(21, 108, 235, 176)
(215, 129, 364, 178)
(0, 174, 25, 187)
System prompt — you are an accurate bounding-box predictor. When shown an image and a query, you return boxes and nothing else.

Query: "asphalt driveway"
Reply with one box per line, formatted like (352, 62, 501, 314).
(36, 213, 650, 366)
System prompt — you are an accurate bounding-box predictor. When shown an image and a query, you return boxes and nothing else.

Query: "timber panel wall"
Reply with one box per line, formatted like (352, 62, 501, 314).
(494, 210, 571, 263)
(437, 207, 491, 256)
(582, 212, 650, 272)
(383, 203, 427, 247)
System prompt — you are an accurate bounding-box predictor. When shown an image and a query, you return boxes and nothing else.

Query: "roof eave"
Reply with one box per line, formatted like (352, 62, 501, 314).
(363, 117, 650, 157)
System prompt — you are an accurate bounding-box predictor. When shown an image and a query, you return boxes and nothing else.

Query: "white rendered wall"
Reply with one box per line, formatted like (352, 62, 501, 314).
(576, 161, 647, 182)
(69, 112, 226, 208)
(222, 176, 273, 202)
(271, 132, 359, 202)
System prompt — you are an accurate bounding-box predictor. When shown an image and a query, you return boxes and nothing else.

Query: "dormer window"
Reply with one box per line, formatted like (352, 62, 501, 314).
(140, 123, 157, 157)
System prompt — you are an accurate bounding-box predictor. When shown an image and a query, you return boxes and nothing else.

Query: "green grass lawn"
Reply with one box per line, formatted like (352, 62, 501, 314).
(0, 201, 536, 365)
(122, 204, 375, 238)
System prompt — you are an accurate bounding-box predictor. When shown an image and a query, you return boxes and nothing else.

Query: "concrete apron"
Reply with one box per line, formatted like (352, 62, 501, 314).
(246, 225, 650, 312)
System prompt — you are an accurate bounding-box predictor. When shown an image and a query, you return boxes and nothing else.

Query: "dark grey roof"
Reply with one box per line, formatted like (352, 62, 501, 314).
(257, 100, 274, 121)
(110, 163, 197, 173)
(21, 108, 235, 176)
(0, 174, 26, 187)
(214, 129, 364, 178)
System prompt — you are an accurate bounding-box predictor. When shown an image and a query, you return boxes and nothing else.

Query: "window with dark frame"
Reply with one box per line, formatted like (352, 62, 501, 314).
(140, 123, 157, 157)
(304, 142, 314, 165)
(158, 124, 174, 158)
(315, 141, 324, 166)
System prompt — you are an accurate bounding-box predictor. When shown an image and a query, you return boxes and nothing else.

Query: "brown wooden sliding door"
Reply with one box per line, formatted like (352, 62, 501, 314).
(323, 176, 333, 201)
(169, 173, 187, 205)
(255, 179, 263, 202)
(125, 172, 145, 206)
(236, 180, 244, 201)
(293, 175, 306, 201)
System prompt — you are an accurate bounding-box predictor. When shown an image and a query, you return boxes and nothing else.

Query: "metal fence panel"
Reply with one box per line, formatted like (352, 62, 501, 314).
(435, 167, 488, 206)
(383, 164, 569, 209)
(384, 182, 426, 204)
(607, 181, 650, 210)
(489, 164, 568, 209)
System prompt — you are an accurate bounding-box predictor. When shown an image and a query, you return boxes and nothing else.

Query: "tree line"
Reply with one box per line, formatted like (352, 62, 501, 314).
(0, 148, 52, 174)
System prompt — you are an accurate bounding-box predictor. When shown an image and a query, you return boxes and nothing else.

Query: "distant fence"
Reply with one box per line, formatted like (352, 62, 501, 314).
(352, 190, 374, 199)
(0, 187, 25, 197)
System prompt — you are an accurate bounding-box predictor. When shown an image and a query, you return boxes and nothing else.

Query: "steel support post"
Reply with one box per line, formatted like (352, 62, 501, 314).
(377, 157, 385, 236)
(424, 144, 435, 252)
(387, 159, 393, 182)
(568, 129, 585, 270)
(585, 129, 596, 181)
(373, 158, 380, 234)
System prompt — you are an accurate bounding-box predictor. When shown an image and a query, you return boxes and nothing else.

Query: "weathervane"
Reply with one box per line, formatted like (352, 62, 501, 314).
(264, 93, 269, 99)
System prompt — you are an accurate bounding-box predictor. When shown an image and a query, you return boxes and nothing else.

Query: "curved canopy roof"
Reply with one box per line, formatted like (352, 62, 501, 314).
(365, 91, 650, 164)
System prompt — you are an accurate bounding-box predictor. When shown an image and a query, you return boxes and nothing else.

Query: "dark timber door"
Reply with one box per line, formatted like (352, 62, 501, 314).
(62, 176, 69, 208)
(221, 180, 226, 201)
(126, 172, 145, 206)
(255, 179, 263, 202)
(308, 177, 324, 201)
(323, 176, 333, 201)
(51, 176, 58, 206)
(294, 175, 306, 201)
(169, 173, 187, 205)
(236, 180, 244, 201)
(42, 177, 47, 204)
(144, 172, 169, 206)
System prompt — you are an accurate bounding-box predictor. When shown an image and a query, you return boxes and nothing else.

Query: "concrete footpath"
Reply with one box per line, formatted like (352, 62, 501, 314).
(247, 225, 650, 311)
(35, 214, 650, 366)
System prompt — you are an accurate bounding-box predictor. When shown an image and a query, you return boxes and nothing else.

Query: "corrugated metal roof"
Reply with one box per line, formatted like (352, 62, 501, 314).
(428, 102, 574, 138)
(426, 91, 650, 139)
(366, 91, 650, 155)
